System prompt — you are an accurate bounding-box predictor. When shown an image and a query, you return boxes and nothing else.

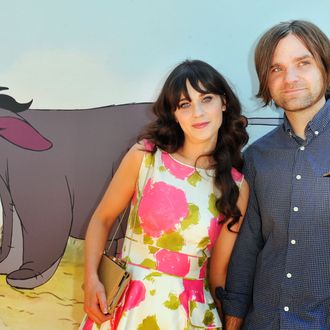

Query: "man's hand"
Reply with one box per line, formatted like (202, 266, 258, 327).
(225, 315, 244, 330)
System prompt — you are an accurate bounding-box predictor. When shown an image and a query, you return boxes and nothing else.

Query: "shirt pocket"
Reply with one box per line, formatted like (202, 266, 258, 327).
(314, 167, 330, 190)
(320, 169, 330, 177)
(312, 167, 330, 222)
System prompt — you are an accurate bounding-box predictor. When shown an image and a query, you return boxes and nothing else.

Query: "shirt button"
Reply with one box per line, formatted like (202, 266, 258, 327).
(296, 174, 301, 180)
(300, 146, 305, 151)
(284, 306, 289, 312)
(286, 273, 292, 278)
(291, 239, 296, 245)
(293, 206, 299, 212)
(315, 130, 319, 135)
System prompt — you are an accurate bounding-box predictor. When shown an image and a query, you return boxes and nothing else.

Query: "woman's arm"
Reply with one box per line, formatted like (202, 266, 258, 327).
(83, 142, 145, 324)
(209, 179, 249, 320)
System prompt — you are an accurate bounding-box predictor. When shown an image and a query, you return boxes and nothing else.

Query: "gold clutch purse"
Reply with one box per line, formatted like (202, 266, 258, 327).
(98, 207, 133, 314)
(98, 254, 131, 314)
(98, 168, 148, 315)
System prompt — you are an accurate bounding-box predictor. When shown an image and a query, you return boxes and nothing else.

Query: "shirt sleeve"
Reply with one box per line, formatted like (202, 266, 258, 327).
(217, 149, 265, 318)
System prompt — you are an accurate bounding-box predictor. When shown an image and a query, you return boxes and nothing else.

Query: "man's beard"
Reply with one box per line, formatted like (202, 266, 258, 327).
(274, 88, 323, 112)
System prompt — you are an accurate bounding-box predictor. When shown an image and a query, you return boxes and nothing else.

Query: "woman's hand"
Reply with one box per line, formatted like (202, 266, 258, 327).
(84, 274, 112, 324)
(83, 143, 145, 324)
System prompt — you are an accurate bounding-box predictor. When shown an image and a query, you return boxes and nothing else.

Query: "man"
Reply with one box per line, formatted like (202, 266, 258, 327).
(216, 20, 330, 329)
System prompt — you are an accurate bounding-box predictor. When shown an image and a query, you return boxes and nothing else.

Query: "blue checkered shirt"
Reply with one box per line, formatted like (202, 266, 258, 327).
(219, 99, 330, 329)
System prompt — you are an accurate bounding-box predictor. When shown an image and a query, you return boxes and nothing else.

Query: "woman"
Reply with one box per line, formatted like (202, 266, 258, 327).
(81, 59, 249, 329)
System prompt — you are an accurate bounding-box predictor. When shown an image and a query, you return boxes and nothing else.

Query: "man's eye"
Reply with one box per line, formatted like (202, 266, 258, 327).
(298, 61, 310, 67)
(179, 102, 190, 109)
(271, 66, 282, 73)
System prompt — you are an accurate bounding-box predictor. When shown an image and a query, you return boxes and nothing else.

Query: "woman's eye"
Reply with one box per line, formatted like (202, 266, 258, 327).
(202, 95, 213, 103)
(179, 102, 190, 109)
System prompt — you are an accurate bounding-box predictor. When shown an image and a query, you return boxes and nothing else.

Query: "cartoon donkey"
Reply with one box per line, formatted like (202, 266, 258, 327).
(0, 87, 152, 289)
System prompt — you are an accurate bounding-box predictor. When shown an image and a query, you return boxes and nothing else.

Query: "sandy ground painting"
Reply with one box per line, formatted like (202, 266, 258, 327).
(0, 237, 85, 330)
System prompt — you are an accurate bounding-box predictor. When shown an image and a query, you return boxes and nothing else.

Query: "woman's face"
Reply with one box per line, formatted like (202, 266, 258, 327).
(174, 80, 225, 148)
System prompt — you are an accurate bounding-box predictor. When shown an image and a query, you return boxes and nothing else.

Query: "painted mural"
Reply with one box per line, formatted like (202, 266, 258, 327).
(0, 89, 152, 329)
(0, 88, 281, 329)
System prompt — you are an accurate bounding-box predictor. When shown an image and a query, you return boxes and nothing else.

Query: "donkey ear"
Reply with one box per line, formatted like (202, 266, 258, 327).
(0, 116, 52, 151)
(0, 94, 32, 113)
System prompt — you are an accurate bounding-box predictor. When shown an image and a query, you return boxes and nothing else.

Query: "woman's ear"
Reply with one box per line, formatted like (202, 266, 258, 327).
(221, 96, 227, 111)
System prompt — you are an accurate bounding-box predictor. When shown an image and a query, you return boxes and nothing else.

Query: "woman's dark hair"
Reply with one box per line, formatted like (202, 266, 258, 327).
(139, 59, 248, 230)
(255, 20, 330, 105)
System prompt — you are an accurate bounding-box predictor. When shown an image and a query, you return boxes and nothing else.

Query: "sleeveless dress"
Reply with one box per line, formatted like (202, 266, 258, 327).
(80, 142, 244, 330)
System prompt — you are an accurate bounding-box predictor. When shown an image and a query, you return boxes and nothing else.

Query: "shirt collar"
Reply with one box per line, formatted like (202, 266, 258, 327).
(282, 98, 330, 137)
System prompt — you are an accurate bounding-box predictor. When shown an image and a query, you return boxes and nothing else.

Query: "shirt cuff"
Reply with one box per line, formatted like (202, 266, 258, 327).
(215, 287, 250, 318)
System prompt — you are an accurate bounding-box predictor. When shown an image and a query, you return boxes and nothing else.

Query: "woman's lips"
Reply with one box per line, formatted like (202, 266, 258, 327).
(192, 122, 209, 129)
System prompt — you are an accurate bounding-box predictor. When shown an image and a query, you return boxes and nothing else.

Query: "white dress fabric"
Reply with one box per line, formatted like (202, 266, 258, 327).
(80, 143, 243, 330)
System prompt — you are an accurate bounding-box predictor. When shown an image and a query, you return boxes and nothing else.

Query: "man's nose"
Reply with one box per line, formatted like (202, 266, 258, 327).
(284, 67, 299, 84)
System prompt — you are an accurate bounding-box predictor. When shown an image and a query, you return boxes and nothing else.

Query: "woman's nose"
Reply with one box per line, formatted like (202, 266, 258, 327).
(193, 103, 204, 117)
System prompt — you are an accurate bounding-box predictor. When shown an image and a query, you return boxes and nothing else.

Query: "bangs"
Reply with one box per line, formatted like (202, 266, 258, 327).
(165, 62, 225, 111)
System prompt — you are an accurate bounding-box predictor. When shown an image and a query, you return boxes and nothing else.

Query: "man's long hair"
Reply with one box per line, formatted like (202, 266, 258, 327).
(255, 20, 330, 106)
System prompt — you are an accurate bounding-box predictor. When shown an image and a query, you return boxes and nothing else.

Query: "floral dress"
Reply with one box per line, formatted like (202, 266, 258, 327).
(80, 142, 244, 330)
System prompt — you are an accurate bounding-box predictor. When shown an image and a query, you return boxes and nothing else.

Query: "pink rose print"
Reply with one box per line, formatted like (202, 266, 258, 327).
(179, 279, 205, 315)
(207, 217, 223, 251)
(131, 189, 137, 204)
(124, 280, 146, 311)
(111, 280, 146, 330)
(199, 260, 207, 278)
(81, 317, 94, 330)
(143, 139, 155, 151)
(179, 290, 189, 315)
(161, 152, 195, 179)
(111, 281, 145, 329)
(183, 278, 205, 303)
(138, 179, 188, 237)
(155, 249, 190, 277)
(231, 167, 243, 183)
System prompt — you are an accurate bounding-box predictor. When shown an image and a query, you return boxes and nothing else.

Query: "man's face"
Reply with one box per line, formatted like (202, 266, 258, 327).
(268, 33, 325, 113)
